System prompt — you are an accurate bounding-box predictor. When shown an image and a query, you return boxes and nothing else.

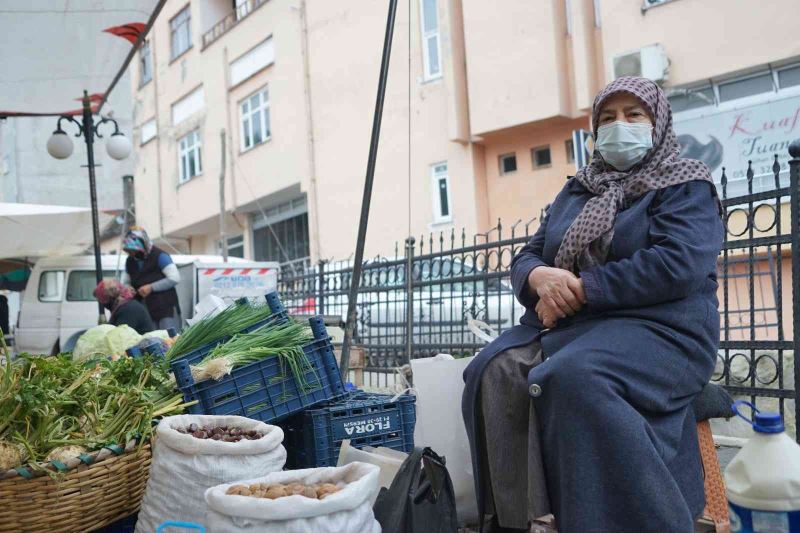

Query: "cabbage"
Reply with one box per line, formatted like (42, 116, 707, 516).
(73, 324, 116, 361)
(143, 330, 170, 341)
(72, 324, 142, 360)
(104, 325, 142, 356)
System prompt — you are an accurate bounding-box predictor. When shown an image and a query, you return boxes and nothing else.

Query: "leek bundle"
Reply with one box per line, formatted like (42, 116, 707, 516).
(167, 300, 273, 361)
(191, 321, 314, 384)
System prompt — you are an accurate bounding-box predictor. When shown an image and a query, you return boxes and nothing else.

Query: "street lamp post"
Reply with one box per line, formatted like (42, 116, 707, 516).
(46, 90, 131, 324)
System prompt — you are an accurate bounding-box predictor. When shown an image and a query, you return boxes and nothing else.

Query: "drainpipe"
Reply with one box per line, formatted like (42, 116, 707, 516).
(150, 29, 166, 239)
(219, 129, 228, 262)
(299, 0, 322, 260)
(222, 46, 239, 219)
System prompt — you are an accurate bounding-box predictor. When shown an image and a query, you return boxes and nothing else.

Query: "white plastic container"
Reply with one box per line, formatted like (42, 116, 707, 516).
(725, 401, 800, 532)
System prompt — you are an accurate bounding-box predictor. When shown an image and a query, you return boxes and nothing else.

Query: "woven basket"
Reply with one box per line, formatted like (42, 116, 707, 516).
(0, 439, 151, 533)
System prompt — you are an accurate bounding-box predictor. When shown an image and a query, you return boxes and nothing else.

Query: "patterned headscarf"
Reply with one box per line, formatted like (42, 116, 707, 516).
(122, 226, 153, 255)
(553, 76, 721, 273)
(94, 279, 136, 314)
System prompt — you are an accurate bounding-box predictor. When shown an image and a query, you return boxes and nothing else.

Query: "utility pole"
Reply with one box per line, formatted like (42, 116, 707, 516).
(220, 129, 228, 262)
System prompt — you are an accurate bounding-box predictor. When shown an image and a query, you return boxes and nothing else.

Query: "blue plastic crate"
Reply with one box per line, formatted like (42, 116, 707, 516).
(282, 391, 416, 468)
(172, 291, 290, 367)
(171, 316, 346, 424)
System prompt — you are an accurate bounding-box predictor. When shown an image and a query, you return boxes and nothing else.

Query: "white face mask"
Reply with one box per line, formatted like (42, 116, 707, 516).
(595, 121, 654, 171)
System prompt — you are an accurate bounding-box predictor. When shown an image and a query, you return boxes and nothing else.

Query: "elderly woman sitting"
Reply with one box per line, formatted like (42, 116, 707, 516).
(462, 77, 724, 533)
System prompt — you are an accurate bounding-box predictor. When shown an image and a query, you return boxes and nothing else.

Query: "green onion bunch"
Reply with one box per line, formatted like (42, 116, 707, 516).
(167, 300, 273, 361)
(192, 321, 315, 387)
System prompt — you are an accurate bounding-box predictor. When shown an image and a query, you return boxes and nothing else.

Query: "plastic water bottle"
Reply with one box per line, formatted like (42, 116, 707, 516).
(725, 401, 800, 532)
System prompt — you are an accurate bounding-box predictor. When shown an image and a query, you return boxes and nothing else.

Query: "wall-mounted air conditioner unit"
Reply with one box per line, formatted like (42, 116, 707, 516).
(612, 43, 669, 84)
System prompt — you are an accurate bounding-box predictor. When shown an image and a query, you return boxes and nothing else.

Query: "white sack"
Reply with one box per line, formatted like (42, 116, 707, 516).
(205, 462, 381, 533)
(411, 355, 478, 526)
(135, 415, 286, 533)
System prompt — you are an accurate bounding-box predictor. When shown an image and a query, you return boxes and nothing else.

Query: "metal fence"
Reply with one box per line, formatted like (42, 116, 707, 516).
(279, 145, 800, 437)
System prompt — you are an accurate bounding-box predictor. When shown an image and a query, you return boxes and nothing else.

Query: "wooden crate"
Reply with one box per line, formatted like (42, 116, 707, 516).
(333, 346, 365, 386)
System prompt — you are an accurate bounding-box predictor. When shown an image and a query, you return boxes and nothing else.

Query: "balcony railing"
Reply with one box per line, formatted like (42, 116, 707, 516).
(202, 0, 270, 50)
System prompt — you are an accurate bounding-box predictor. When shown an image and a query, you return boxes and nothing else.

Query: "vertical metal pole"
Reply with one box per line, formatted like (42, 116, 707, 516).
(787, 140, 800, 441)
(340, 0, 398, 380)
(81, 90, 106, 324)
(317, 259, 327, 315)
(219, 129, 228, 262)
(404, 237, 415, 373)
(121, 175, 135, 235)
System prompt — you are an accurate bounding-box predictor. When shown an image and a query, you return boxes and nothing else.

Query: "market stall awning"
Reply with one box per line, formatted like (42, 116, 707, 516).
(0, 1, 164, 117)
(0, 202, 113, 258)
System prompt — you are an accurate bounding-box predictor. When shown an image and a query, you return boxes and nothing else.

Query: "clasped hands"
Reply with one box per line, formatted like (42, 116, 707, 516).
(528, 266, 587, 329)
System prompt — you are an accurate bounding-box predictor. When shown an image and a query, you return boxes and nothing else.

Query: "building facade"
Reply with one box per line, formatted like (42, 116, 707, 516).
(129, 0, 800, 266)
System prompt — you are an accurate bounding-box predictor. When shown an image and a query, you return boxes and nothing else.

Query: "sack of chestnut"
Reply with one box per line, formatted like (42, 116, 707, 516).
(135, 414, 286, 533)
(204, 462, 382, 533)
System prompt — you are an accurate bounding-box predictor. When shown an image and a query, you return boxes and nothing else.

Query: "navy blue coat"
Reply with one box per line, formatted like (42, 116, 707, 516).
(462, 178, 724, 531)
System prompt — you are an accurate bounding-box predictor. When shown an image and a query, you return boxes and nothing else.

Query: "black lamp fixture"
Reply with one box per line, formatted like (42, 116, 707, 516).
(46, 90, 132, 323)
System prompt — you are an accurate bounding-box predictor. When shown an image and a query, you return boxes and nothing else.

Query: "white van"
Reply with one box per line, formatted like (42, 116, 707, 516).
(16, 254, 279, 355)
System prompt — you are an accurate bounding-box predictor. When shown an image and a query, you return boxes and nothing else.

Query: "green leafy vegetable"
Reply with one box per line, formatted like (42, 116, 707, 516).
(0, 351, 189, 472)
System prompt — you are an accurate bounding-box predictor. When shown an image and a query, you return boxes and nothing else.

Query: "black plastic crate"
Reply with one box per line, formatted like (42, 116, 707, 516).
(282, 391, 416, 468)
(171, 316, 346, 424)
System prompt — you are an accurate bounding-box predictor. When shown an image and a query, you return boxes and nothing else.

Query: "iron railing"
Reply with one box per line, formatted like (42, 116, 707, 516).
(201, 0, 270, 50)
(279, 144, 800, 437)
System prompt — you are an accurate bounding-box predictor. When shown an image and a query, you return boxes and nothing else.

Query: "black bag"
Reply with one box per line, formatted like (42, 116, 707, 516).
(373, 447, 459, 533)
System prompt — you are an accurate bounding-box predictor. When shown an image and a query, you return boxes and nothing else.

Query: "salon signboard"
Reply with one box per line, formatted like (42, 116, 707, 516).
(674, 94, 800, 195)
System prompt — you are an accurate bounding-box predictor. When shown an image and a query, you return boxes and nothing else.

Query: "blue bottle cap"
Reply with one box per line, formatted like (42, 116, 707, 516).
(733, 400, 785, 434)
(753, 411, 784, 433)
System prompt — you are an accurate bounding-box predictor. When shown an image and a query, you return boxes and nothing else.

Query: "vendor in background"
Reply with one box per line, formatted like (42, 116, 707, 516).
(94, 279, 154, 334)
(120, 227, 182, 331)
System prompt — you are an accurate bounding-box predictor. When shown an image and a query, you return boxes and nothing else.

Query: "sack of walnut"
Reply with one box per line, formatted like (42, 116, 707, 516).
(135, 414, 286, 533)
(205, 462, 381, 533)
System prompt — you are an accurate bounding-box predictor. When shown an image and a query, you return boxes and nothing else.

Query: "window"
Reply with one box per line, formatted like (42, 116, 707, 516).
(565, 0, 572, 36)
(778, 65, 800, 89)
(38, 271, 64, 302)
(170, 6, 192, 60)
(66, 271, 115, 302)
(499, 153, 517, 175)
(419, 0, 441, 80)
(565, 139, 575, 164)
(178, 130, 202, 183)
(241, 87, 271, 150)
(253, 211, 310, 266)
(227, 235, 245, 258)
(430, 162, 451, 222)
(668, 86, 715, 113)
(718, 72, 774, 103)
(532, 146, 552, 169)
(139, 40, 152, 86)
(140, 118, 157, 145)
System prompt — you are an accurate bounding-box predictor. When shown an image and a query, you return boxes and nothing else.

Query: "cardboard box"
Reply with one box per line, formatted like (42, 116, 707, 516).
(333, 346, 365, 369)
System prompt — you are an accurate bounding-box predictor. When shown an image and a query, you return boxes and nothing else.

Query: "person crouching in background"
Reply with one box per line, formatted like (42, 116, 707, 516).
(94, 279, 154, 334)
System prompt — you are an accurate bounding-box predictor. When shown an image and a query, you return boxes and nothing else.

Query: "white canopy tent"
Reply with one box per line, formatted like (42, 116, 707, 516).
(0, 1, 164, 117)
(0, 202, 113, 259)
